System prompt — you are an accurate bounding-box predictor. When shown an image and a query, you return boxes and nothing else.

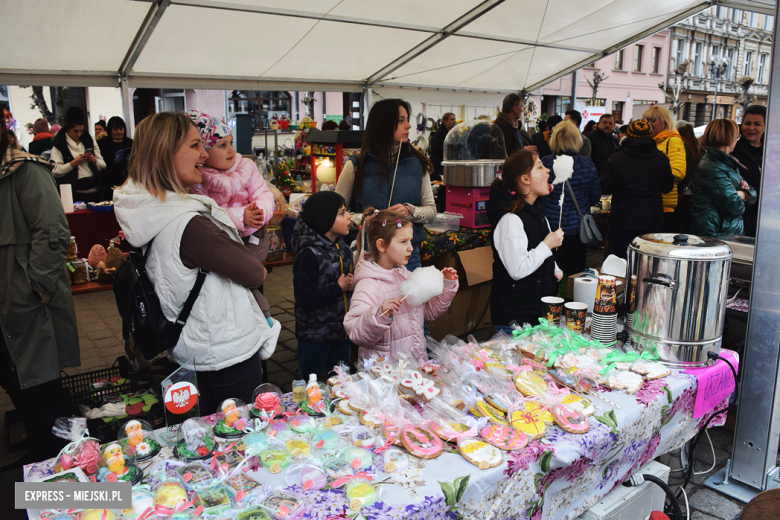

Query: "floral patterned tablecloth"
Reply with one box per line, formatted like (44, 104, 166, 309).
(419, 227, 489, 262)
(24, 371, 728, 520)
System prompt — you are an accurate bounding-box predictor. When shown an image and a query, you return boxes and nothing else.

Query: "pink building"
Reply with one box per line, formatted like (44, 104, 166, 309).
(532, 30, 671, 129)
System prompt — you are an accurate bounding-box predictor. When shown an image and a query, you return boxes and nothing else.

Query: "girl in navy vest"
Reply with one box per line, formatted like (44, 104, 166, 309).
(486, 150, 564, 334)
(336, 99, 436, 271)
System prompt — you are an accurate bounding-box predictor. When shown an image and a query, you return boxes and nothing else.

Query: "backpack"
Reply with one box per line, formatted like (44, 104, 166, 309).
(113, 240, 208, 361)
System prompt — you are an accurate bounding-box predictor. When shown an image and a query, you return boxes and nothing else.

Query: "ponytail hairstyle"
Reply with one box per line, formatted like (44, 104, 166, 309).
(356, 207, 411, 260)
(491, 149, 538, 214)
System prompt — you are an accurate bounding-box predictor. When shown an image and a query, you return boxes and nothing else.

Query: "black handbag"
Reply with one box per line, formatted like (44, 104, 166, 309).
(113, 240, 208, 361)
(566, 181, 603, 247)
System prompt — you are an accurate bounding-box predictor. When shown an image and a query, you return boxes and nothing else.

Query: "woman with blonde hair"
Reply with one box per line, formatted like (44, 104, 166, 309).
(643, 105, 687, 231)
(113, 112, 280, 412)
(539, 120, 601, 276)
(690, 119, 756, 237)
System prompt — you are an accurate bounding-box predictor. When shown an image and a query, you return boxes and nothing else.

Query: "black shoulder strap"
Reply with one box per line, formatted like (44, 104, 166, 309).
(565, 180, 584, 218)
(666, 138, 670, 155)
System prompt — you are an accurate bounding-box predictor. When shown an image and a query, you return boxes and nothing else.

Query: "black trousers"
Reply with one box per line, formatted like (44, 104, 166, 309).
(610, 228, 655, 260)
(196, 351, 264, 414)
(552, 237, 589, 276)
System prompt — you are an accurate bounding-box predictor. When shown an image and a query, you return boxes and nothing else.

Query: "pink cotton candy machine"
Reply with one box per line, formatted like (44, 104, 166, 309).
(441, 120, 507, 228)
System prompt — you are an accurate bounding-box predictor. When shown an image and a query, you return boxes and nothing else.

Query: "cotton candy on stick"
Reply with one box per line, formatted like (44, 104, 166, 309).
(551, 155, 574, 229)
(380, 266, 444, 317)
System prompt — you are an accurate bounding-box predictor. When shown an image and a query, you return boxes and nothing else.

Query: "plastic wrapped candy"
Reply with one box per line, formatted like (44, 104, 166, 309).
(288, 414, 315, 434)
(222, 473, 263, 504)
(312, 429, 339, 450)
(154, 479, 190, 510)
(323, 458, 353, 480)
(259, 447, 292, 471)
(121, 485, 156, 520)
(382, 447, 410, 473)
(284, 436, 312, 459)
(236, 506, 273, 520)
(176, 461, 214, 491)
(341, 447, 374, 470)
(259, 490, 307, 520)
(214, 398, 250, 439)
(118, 419, 161, 461)
(212, 447, 246, 477)
(252, 383, 284, 418)
(351, 427, 377, 449)
(175, 418, 216, 461)
(51, 417, 102, 477)
(285, 464, 328, 491)
(195, 483, 232, 515)
(97, 443, 142, 484)
(81, 510, 115, 520)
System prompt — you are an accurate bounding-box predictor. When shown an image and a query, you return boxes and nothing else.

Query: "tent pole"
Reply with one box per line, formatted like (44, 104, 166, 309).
(363, 84, 372, 127)
(120, 76, 133, 137)
(704, 12, 780, 503)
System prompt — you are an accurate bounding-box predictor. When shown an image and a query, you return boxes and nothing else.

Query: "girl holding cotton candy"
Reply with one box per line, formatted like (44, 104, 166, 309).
(487, 150, 564, 334)
(344, 208, 458, 363)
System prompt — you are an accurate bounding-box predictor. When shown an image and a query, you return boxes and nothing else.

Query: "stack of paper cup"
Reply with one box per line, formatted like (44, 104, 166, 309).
(573, 277, 598, 314)
(592, 276, 618, 345)
(60, 184, 74, 214)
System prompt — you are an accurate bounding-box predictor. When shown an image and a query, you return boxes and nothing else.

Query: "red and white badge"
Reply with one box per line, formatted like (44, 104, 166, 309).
(164, 382, 198, 414)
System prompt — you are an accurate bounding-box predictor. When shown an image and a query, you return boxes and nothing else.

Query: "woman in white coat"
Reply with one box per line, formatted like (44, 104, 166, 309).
(113, 112, 280, 412)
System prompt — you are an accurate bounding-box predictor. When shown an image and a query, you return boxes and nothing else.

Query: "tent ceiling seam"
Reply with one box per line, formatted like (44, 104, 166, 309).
(522, 0, 552, 92)
(455, 48, 534, 88)
(119, 0, 171, 77)
(382, 49, 524, 82)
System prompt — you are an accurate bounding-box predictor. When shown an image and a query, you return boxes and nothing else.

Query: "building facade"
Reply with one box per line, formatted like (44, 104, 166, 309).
(668, 6, 773, 125)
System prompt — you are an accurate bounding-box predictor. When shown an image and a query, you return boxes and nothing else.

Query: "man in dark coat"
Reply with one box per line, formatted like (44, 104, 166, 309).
(585, 114, 619, 175)
(429, 112, 457, 181)
(27, 118, 54, 156)
(490, 93, 537, 158)
(730, 105, 766, 237)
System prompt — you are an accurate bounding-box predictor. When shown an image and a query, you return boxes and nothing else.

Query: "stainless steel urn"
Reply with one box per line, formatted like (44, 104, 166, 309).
(624, 233, 733, 367)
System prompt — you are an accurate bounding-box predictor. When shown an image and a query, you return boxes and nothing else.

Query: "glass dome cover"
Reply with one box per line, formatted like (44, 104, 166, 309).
(97, 442, 142, 484)
(117, 418, 161, 461)
(443, 120, 507, 161)
(214, 398, 250, 438)
(175, 417, 216, 461)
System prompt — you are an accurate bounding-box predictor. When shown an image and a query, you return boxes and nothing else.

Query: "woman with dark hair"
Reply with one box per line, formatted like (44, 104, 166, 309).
(98, 116, 133, 189)
(336, 99, 436, 271)
(50, 107, 107, 202)
(487, 149, 563, 333)
(731, 105, 766, 236)
(675, 122, 705, 233)
(0, 118, 79, 466)
(94, 120, 107, 141)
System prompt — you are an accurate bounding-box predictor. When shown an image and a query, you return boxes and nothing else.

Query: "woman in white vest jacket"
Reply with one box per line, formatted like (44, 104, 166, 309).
(113, 112, 281, 412)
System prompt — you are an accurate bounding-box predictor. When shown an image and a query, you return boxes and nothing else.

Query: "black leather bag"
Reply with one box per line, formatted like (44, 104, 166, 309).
(566, 181, 603, 247)
(113, 241, 207, 361)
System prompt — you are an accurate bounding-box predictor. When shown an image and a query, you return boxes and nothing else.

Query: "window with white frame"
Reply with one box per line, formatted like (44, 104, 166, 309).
(614, 50, 624, 70)
(674, 40, 685, 68)
(717, 6, 727, 18)
(634, 44, 644, 71)
(745, 51, 754, 77)
(758, 54, 767, 83)
(731, 9, 742, 23)
(652, 47, 662, 73)
(750, 12, 758, 27)
(693, 42, 702, 76)
(765, 15, 774, 31)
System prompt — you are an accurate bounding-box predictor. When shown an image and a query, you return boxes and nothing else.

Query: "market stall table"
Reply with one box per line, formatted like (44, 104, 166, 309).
(22, 368, 730, 520)
(420, 227, 489, 262)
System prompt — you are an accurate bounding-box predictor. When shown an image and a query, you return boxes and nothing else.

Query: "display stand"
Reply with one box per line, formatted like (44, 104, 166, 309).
(305, 129, 363, 194)
(160, 359, 200, 445)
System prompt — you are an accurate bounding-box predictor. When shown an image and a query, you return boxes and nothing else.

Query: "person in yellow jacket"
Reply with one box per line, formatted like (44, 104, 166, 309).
(644, 105, 687, 232)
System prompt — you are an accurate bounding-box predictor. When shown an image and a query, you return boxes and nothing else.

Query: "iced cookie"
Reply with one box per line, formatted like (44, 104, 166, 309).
(400, 372, 441, 401)
(485, 393, 512, 413)
(521, 357, 547, 370)
(524, 402, 554, 424)
(552, 404, 590, 434)
(560, 394, 596, 416)
(333, 387, 350, 400)
(450, 399, 466, 411)
(327, 376, 340, 387)
(509, 408, 547, 440)
(400, 425, 443, 459)
(429, 420, 470, 442)
(351, 427, 377, 449)
(383, 447, 409, 473)
(383, 421, 402, 446)
(458, 438, 503, 469)
(631, 360, 671, 380)
(471, 400, 508, 425)
(360, 411, 383, 428)
(607, 370, 644, 394)
(515, 371, 547, 397)
(548, 369, 576, 388)
(338, 400, 355, 415)
(480, 424, 528, 451)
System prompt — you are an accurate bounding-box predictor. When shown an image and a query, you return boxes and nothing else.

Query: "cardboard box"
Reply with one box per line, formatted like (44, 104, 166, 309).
(423, 247, 493, 340)
(566, 269, 625, 300)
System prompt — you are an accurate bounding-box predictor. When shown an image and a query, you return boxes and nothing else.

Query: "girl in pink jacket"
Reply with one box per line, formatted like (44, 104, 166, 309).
(188, 110, 275, 318)
(344, 208, 458, 363)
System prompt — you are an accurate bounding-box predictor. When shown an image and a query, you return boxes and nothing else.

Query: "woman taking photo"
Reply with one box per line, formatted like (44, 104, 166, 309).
(336, 99, 436, 271)
(690, 119, 757, 237)
(98, 116, 133, 189)
(539, 121, 601, 276)
(487, 150, 563, 333)
(51, 107, 106, 202)
(113, 112, 279, 412)
(643, 105, 686, 232)
(601, 120, 675, 258)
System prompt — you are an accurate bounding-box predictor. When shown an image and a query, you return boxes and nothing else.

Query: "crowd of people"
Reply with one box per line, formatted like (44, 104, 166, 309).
(0, 93, 765, 467)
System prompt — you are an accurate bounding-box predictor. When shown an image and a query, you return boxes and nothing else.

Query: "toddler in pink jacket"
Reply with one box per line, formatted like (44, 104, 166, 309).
(344, 208, 458, 364)
(188, 110, 275, 318)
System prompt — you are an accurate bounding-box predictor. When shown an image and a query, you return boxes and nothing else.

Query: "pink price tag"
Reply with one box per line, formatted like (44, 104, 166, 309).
(235, 490, 245, 502)
(303, 479, 313, 490)
(106, 473, 118, 483)
(685, 350, 740, 419)
(182, 473, 193, 483)
(291, 420, 301, 428)
(221, 463, 229, 472)
(351, 458, 361, 469)
(269, 430, 277, 437)
(277, 505, 290, 518)
(316, 440, 325, 449)
(194, 506, 204, 516)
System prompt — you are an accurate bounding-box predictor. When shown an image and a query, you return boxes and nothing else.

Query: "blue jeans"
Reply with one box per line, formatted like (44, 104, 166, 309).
(298, 338, 351, 379)
(495, 325, 515, 336)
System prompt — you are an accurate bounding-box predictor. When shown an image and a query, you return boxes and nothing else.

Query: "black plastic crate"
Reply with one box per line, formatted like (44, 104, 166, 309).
(85, 397, 163, 443)
(62, 356, 139, 412)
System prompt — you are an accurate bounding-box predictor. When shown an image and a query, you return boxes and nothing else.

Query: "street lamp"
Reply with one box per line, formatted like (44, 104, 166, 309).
(708, 55, 730, 121)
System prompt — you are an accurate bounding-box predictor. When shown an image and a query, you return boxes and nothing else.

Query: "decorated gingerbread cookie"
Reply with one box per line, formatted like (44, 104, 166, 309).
(471, 400, 508, 425)
(458, 438, 503, 469)
(399, 372, 441, 401)
(509, 408, 547, 440)
(552, 404, 590, 434)
(479, 424, 528, 451)
(548, 369, 576, 388)
(400, 425, 443, 459)
(359, 411, 383, 428)
(607, 370, 644, 394)
(631, 360, 671, 380)
(337, 400, 355, 415)
(450, 399, 466, 411)
(383, 421, 402, 446)
(485, 393, 512, 413)
(560, 394, 596, 416)
(515, 371, 547, 397)
(521, 357, 547, 370)
(523, 402, 554, 424)
(429, 420, 470, 442)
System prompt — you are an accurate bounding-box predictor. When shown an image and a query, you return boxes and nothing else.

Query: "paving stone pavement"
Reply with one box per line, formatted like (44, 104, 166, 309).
(0, 265, 763, 520)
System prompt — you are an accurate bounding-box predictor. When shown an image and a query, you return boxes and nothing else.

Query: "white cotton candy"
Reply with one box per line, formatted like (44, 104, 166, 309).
(551, 154, 574, 185)
(400, 266, 444, 306)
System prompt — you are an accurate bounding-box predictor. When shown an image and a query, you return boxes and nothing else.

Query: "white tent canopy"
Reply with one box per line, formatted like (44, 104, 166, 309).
(0, 0, 775, 93)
